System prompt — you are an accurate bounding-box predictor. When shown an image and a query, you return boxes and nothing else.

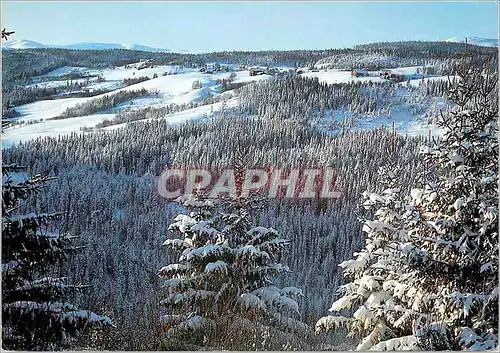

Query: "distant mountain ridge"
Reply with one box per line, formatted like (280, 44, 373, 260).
(2, 37, 497, 53)
(1, 39, 171, 52)
(444, 37, 498, 47)
(1, 39, 46, 49)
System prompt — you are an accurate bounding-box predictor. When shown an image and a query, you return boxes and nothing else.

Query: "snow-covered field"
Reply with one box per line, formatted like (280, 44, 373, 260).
(307, 71, 449, 138)
(13, 97, 95, 122)
(398, 75, 458, 88)
(103, 97, 240, 131)
(2, 98, 243, 146)
(26, 78, 91, 89)
(2, 65, 268, 146)
(3, 64, 444, 147)
(15, 67, 267, 122)
(313, 104, 446, 138)
(349, 105, 446, 137)
(99, 65, 179, 81)
(301, 70, 385, 84)
(2, 114, 115, 146)
(300, 66, 441, 85)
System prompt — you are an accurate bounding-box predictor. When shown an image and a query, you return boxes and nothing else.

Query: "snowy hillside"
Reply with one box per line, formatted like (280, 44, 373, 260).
(445, 36, 498, 47)
(1, 39, 46, 50)
(301, 66, 448, 85)
(2, 65, 271, 146)
(2, 62, 454, 146)
(1, 38, 171, 52)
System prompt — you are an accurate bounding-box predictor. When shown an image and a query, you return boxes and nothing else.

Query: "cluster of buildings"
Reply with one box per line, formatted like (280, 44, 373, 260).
(136, 59, 155, 70)
(379, 70, 406, 82)
(123, 59, 155, 70)
(199, 62, 235, 74)
(196, 62, 322, 77)
(248, 66, 306, 77)
(351, 68, 406, 82)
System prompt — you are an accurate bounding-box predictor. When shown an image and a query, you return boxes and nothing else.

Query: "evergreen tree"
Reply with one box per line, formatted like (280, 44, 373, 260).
(316, 66, 498, 350)
(158, 194, 310, 350)
(2, 164, 111, 350)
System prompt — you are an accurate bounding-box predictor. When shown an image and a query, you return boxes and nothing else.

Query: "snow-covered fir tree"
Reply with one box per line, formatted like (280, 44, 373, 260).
(316, 66, 498, 350)
(2, 164, 112, 350)
(158, 194, 310, 350)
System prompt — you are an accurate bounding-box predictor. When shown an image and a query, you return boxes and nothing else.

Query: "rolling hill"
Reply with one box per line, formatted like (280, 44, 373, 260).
(445, 36, 498, 47)
(1, 38, 171, 52)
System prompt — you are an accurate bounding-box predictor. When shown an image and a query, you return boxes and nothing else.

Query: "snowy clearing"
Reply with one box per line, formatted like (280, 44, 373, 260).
(3, 114, 115, 146)
(398, 75, 459, 88)
(3, 64, 447, 147)
(103, 97, 240, 131)
(300, 70, 385, 84)
(301, 66, 441, 85)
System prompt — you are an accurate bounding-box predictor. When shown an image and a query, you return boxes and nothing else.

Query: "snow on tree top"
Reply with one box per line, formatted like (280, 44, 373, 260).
(329, 294, 357, 312)
(185, 244, 229, 261)
(62, 310, 112, 326)
(182, 198, 215, 208)
(369, 335, 418, 351)
(253, 286, 281, 303)
(239, 293, 266, 311)
(190, 220, 220, 235)
(247, 226, 275, 235)
(234, 245, 270, 260)
(162, 238, 191, 249)
(158, 263, 189, 277)
(168, 214, 197, 232)
(204, 260, 228, 274)
(179, 315, 213, 331)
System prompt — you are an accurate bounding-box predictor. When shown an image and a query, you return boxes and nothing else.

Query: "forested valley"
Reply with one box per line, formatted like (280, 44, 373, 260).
(2, 40, 498, 350)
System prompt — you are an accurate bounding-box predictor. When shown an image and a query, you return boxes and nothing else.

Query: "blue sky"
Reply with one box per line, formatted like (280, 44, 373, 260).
(2, 1, 498, 52)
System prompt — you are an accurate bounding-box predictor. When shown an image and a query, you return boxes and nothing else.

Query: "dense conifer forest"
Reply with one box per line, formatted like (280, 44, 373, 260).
(2, 39, 498, 350)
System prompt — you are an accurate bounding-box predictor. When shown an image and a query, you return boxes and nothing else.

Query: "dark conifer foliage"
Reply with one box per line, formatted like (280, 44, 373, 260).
(2, 164, 111, 350)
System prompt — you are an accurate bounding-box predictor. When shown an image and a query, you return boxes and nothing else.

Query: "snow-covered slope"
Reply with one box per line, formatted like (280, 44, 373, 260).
(300, 66, 435, 85)
(1, 39, 46, 50)
(2, 64, 446, 146)
(444, 37, 498, 47)
(301, 70, 384, 84)
(1, 38, 170, 52)
(2, 67, 270, 146)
